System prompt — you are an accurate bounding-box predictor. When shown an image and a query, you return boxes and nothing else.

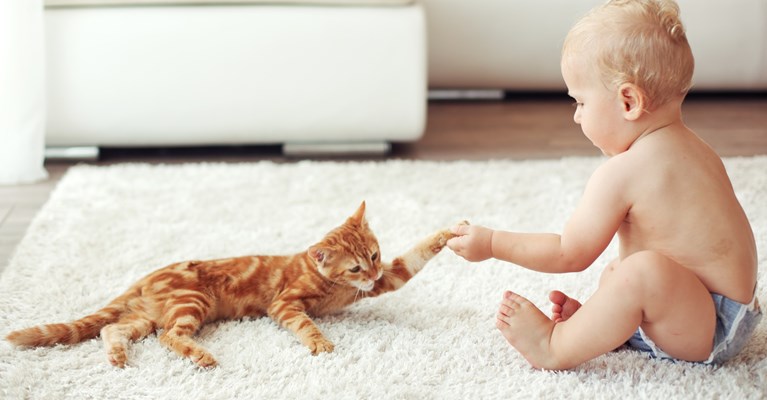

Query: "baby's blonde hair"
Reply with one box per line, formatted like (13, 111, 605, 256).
(563, 0, 694, 109)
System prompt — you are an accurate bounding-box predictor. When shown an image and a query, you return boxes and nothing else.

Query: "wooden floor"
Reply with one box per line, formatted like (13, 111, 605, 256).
(1, 94, 765, 273)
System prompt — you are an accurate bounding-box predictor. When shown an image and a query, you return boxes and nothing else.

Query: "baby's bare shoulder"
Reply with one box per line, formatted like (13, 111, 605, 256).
(588, 152, 641, 187)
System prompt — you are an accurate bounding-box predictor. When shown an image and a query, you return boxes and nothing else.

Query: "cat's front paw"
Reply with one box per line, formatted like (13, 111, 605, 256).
(192, 351, 218, 368)
(107, 346, 128, 368)
(430, 221, 470, 253)
(309, 338, 335, 355)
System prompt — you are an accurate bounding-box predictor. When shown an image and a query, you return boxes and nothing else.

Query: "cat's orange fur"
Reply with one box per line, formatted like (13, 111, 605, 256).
(6, 202, 462, 368)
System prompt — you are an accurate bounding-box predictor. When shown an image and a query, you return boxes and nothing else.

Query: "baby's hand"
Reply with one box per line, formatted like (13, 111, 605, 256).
(446, 223, 494, 262)
(429, 220, 470, 253)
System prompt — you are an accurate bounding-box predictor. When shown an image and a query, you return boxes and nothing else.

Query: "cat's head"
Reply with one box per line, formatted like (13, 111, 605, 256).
(308, 201, 382, 291)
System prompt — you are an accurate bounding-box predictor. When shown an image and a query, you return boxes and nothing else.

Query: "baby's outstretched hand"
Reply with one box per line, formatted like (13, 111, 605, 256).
(446, 223, 494, 262)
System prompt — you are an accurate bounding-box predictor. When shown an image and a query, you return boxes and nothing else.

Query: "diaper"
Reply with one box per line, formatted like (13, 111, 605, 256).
(626, 291, 762, 364)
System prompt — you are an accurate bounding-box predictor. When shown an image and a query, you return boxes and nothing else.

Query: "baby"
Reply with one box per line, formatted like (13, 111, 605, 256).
(447, 0, 761, 370)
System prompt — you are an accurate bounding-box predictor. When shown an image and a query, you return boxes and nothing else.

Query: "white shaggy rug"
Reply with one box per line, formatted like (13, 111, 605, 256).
(1, 157, 766, 399)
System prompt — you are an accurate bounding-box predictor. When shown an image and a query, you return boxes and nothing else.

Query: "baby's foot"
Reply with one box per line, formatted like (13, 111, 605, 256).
(496, 291, 559, 370)
(548, 290, 582, 323)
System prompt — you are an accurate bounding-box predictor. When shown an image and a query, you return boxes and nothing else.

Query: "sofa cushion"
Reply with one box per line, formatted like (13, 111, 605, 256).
(45, 3, 426, 146)
(46, 0, 413, 7)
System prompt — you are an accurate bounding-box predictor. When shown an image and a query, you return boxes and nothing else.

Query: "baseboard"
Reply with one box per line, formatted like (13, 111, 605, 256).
(282, 142, 391, 157)
(45, 146, 100, 161)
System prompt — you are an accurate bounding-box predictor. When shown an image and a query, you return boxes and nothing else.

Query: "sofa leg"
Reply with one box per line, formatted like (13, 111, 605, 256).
(45, 146, 100, 161)
(282, 142, 391, 157)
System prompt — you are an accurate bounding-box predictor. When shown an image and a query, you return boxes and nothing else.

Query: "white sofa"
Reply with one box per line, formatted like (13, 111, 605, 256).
(423, 0, 767, 91)
(44, 0, 767, 154)
(45, 0, 426, 154)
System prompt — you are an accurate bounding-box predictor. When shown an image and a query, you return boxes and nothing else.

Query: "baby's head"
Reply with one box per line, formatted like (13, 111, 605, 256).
(562, 0, 694, 110)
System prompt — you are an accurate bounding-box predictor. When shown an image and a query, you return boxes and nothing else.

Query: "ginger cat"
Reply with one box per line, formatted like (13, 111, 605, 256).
(6, 202, 461, 368)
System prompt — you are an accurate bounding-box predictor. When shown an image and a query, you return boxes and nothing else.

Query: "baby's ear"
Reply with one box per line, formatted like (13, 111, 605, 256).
(308, 246, 332, 267)
(619, 83, 646, 120)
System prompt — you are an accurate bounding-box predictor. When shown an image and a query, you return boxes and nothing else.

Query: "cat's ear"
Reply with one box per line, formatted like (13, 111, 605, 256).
(308, 245, 332, 267)
(349, 201, 366, 226)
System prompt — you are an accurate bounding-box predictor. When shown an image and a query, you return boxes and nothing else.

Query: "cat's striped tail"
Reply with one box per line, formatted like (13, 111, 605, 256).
(5, 293, 132, 347)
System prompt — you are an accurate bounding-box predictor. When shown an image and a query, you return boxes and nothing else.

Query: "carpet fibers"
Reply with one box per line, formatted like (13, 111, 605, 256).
(1, 157, 765, 399)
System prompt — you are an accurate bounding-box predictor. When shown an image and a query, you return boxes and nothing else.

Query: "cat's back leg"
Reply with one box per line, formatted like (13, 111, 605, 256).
(100, 314, 156, 368)
(157, 292, 217, 368)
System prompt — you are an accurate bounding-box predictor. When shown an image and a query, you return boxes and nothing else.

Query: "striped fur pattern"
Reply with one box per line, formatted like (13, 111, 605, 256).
(5, 202, 461, 368)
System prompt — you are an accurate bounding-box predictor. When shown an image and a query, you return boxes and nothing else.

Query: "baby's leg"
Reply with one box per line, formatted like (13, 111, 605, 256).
(548, 259, 617, 322)
(497, 251, 715, 370)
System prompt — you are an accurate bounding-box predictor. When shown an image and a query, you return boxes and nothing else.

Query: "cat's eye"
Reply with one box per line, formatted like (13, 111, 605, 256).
(349, 266, 362, 273)
(371, 252, 378, 262)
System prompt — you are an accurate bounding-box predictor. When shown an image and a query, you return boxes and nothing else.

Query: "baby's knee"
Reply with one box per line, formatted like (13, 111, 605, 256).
(608, 251, 678, 291)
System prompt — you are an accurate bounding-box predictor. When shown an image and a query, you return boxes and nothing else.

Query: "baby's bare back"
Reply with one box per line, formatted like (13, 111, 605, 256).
(615, 126, 757, 303)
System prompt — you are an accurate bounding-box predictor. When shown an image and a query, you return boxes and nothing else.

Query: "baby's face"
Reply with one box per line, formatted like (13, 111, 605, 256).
(561, 55, 628, 156)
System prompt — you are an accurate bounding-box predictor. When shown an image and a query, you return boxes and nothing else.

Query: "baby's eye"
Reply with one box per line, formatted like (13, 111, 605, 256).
(349, 265, 362, 273)
(371, 252, 378, 262)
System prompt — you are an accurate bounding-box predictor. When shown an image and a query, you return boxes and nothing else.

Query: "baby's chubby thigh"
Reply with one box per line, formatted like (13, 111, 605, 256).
(597, 258, 620, 288)
(606, 250, 716, 362)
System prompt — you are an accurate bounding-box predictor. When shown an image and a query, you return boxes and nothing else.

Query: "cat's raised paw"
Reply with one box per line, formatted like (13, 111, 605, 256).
(430, 221, 470, 253)
(309, 338, 335, 355)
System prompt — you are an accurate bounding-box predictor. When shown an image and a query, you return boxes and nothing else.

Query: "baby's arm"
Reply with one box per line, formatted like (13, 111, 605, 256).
(448, 162, 630, 273)
(447, 226, 566, 271)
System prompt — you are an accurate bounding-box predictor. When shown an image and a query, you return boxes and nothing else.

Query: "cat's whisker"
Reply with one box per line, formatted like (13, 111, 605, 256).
(327, 278, 339, 290)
